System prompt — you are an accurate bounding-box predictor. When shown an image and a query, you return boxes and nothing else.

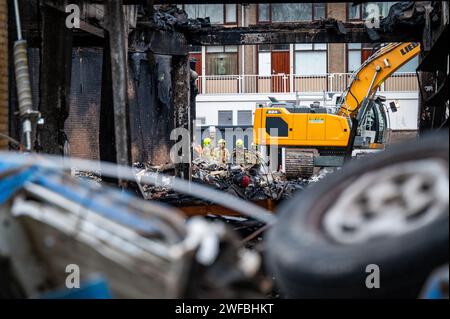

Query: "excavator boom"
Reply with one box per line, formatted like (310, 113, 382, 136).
(253, 42, 421, 178)
(338, 42, 420, 118)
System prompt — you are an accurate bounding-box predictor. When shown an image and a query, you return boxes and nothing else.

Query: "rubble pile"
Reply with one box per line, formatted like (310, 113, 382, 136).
(73, 170, 102, 183)
(133, 159, 335, 205)
(70, 159, 335, 207)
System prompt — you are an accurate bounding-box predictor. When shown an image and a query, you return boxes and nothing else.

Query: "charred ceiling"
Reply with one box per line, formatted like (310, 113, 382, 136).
(18, 2, 425, 49)
(183, 20, 422, 46)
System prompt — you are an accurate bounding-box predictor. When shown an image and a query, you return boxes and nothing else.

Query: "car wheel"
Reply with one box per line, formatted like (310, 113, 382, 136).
(266, 132, 449, 298)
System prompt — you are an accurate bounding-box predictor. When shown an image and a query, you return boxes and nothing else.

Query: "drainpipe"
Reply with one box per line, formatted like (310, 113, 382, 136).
(241, 5, 245, 93)
(290, 44, 295, 93)
(201, 46, 206, 94)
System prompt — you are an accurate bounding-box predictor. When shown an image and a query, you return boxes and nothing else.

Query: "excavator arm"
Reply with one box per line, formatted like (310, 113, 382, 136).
(253, 42, 421, 179)
(338, 42, 421, 118)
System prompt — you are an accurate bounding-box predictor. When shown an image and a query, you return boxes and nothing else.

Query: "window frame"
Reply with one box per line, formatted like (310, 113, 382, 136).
(257, 3, 271, 24)
(313, 3, 327, 21)
(196, 117, 206, 126)
(257, 3, 327, 23)
(205, 46, 239, 76)
(188, 45, 202, 54)
(294, 43, 328, 76)
(348, 2, 396, 22)
(347, 3, 362, 21)
(182, 4, 237, 25)
(218, 110, 234, 126)
(346, 43, 362, 73)
(224, 4, 238, 25)
(237, 110, 253, 126)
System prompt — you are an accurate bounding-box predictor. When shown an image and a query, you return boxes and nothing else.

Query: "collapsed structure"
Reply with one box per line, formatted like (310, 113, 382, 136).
(0, 1, 449, 299)
(1, 1, 448, 175)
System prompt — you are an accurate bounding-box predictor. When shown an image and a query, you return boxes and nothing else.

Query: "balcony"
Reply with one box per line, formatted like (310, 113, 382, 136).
(196, 72, 419, 95)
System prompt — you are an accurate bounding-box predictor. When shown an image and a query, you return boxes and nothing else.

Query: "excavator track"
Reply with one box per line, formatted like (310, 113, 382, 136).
(285, 149, 315, 179)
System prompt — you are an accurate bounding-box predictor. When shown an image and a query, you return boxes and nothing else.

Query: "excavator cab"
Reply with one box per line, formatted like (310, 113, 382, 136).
(355, 96, 391, 149)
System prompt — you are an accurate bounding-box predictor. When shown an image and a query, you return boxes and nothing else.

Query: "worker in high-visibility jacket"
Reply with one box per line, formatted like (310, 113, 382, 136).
(233, 139, 247, 165)
(213, 139, 230, 164)
(200, 137, 214, 161)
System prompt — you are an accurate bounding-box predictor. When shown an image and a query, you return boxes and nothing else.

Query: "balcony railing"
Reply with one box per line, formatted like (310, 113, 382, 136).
(196, 72, 418, 95)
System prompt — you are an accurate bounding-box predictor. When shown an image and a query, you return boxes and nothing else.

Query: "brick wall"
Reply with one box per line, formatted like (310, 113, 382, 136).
(327, 3, 347, 74)
(0, 0, 8, 150)
(240, 3, 350, 76)
(244, 4, 257, 76)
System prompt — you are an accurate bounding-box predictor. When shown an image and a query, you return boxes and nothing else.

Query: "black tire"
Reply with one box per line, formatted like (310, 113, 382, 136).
(266, 131, 449, 298)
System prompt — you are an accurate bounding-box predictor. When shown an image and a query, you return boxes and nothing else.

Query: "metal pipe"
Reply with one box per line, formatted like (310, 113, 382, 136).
(356, 67, 381, 123)
(13, 0, 22, 40)
(367, 66, 381, 99)
(13, 0, 37, 152)
(22, 119, 32, 151)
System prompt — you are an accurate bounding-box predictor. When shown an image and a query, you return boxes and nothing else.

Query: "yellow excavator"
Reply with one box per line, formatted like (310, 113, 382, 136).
(253, 42, 420, 178)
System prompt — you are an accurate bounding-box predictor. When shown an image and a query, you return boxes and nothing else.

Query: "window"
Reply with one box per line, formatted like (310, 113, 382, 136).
(258, 3, 325, 23)
(196, 117, 206, 125)
(348, 3, 361, 20)
(225, 4, 237, 24)
(363, 2, 396, 20)
(258, 44, 271, 52)
(347, 43, 362, 73)
(206, 54, 238, 75)
(348, 2, 397, 21)
(347, 43, 378, 73)
(272, 3, 312, 22)
(207, 46, 238, 53)
(266, 117, 289, 137)
(206, 46, 238, 75)
(258, 3, 270, 22)
(313, 3, 326, 20)
(272, 44, 290, 51)
(238, 111, 253, 126)
(295, 44, 327, 75)
(218, 111, 233, 126)
(189, 45, 201, 53)
(183, 4, 237, 25)
(185, 4, 223, 24)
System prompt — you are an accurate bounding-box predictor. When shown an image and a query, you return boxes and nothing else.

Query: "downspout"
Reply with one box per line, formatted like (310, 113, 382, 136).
(241, 5, 245, 93)
(201, 46, 206, 94)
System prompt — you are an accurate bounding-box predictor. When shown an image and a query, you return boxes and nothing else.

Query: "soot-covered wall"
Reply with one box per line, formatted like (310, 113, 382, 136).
(66, 48, 174, 165)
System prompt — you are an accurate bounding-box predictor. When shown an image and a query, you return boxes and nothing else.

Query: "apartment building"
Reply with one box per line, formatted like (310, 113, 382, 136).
(183, 2, 420, 140)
